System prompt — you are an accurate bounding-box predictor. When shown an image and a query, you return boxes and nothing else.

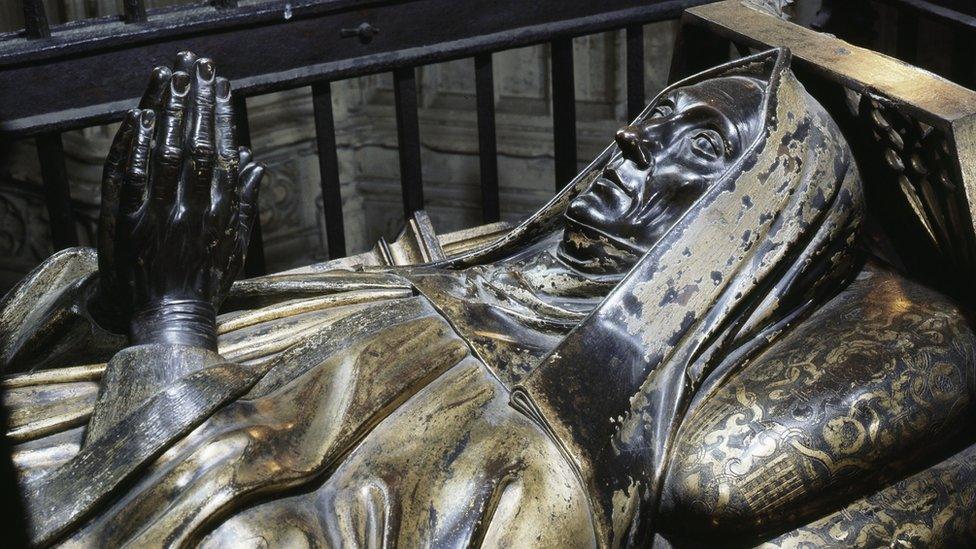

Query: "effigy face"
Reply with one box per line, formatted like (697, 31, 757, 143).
(559, 75, 766, 274)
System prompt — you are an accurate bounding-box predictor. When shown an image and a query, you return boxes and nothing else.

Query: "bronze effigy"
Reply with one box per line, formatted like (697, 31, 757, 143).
(1, 5, 975, 547)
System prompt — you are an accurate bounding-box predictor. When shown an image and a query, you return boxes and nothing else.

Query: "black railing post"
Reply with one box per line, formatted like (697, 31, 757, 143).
(626, 25, 646, 121)
(233, 94, 266, 277)
(394, 66, 424, 217)
(36, 133, 79, 250)
(668, 19, 731, 84)
(895, 7, 919, 65)
(122, 0, 148, 24)
(22, 1, 76, 251)
(475, 53, 500, 223)
(21, 0, 50, 38)
(551, 37, 577, 191)
(312, 81, 346, 259)
(950, 26, 975, 90)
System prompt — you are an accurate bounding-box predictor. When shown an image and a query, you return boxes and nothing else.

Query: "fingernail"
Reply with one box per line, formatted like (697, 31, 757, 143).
(171, 71, 190, 95)
(152, 65, 171, 79)
(216, 78, 231, 99)
(197, 59, 214, 81)
(141, 109, 155, 128)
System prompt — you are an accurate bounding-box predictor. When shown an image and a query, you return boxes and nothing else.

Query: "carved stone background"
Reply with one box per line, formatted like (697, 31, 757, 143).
(0, 0, 677, 292)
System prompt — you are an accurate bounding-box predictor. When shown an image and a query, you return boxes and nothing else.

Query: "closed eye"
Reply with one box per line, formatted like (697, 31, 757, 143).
(691, 129, 723, 160)
(650, 103, 674, 119)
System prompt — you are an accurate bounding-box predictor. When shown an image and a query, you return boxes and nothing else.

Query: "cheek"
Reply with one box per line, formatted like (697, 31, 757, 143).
(644, 165, 694, 194)
(651, 148, 726, 196)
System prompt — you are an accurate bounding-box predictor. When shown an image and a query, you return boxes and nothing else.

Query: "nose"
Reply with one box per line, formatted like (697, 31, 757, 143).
(615, 125, 650, 168)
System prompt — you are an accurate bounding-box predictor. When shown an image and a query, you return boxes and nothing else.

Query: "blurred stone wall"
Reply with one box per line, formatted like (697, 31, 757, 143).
(0, 0, 676, 291)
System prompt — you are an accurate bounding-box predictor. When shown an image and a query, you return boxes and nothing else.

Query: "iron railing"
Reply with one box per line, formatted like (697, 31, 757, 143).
(0, 0, 713, 277)
(886, 0, 976, 89)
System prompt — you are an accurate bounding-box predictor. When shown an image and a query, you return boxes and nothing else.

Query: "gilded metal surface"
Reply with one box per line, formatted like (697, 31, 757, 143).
(2, 11, 976, 547)
(199, 357, 596, 548)
(405, 237, 608, 387)
(0, 248, 124, 372)
(760, 440, 976, 547)
(660, 261, 976, 542)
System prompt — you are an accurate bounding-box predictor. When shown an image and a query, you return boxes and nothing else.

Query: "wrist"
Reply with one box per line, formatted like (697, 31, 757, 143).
(130, 299, 217, 351)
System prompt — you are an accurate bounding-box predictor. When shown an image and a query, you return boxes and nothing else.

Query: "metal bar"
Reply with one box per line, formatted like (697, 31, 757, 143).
(895, 7, 919, 65)
(625, 24, 646, 121)
(393, 66, 424, 217)
(668, 15, 730, 83)
(0, 0, 709, 136)
(733, 41, 751, 58)
(21, 0, 50, 39)
(950, 26, 975, 90)
(311, 81, 346, 258)
(474, 53, 500, 223)
(668, 16, 694, 81)
(123, 0, 148, 24)
(882, 0, 976, 32)
(1, 0, 708, 64)
(233, 94, 266, 277)
(35, 133, 79, 250)
(551, 37, 577, 190)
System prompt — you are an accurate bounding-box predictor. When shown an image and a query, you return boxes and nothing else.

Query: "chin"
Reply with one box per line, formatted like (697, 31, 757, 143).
(565, 196, 601, 226)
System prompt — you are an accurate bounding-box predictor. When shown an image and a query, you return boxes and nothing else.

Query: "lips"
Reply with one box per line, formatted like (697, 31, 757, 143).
(581, 163, 638, 213)
(602, 164, 666, 223)
(578, 161, 667, 221)
(601, 165, 632, 198)
(589, 177, 626, 201)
